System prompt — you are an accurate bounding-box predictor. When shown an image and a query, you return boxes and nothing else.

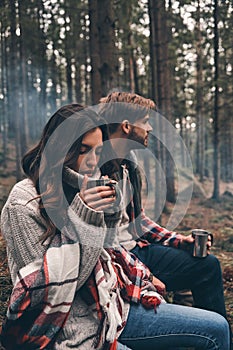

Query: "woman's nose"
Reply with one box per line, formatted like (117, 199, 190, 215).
(86, 150, 98, 167)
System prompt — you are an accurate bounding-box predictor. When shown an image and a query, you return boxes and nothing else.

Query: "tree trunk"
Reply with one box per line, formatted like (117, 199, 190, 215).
(64, 2, 73, 104)
(128, 33, 136, 93)
(0, 15, 8, 166)
(18, 0, 29, 156)
(150, 0, 175, 203)
(9, 0, 22, 180)
(97, 0, 118, 95)
(148, 0, 163, 223)
(38, 0, 47, 126)
(212, 0, 220, 200)
(195, 0, 205, 182)
(88, 0, 102, 104)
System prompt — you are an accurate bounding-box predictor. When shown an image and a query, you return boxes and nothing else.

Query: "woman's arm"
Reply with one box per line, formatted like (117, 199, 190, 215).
(0, 183, 111, 349)
(1, 191, 108, 285)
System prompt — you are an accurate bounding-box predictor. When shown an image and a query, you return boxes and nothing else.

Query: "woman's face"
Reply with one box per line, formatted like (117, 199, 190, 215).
(72, 128, 103, 177)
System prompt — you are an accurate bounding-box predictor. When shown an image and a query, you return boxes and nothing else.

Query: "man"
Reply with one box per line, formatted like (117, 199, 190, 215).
(98, 91, 227, 318)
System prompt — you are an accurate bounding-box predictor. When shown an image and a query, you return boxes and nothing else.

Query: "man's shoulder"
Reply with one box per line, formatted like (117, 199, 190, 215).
(127, 151, 138, 168)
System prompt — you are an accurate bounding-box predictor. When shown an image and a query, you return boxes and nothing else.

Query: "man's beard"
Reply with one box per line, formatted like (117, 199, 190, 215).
(128, 126, 147, 149)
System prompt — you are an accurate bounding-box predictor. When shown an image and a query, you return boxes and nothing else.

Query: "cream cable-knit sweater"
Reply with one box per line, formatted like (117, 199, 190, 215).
(1, 171, 129, 349)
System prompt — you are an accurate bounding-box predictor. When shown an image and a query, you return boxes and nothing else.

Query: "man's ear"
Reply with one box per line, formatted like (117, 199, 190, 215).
(121, 120, 132, 135)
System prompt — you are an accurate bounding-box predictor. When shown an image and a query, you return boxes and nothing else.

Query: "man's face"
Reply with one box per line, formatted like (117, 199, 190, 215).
(129, 114, 153, 148)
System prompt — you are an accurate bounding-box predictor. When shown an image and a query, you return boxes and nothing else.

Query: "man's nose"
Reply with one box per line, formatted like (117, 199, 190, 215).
(147, 123, 153, 132)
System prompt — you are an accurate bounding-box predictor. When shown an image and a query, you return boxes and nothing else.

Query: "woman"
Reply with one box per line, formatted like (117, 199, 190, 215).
(0, 104, 230, 350)
(0, 104, 161, 350)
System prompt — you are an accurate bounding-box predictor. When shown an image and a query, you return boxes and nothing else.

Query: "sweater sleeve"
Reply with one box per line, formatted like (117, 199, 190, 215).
(0, 185, 109, 286)
(1, 203, 48, 282)
(0, 188, 110, 350)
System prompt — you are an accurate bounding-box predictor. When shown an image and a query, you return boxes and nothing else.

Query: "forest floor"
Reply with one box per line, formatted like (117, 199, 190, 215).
(0, 157, 232, 346)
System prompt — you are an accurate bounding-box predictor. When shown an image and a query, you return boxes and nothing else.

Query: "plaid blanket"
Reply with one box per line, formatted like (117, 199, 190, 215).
(1, 236, 164, 350)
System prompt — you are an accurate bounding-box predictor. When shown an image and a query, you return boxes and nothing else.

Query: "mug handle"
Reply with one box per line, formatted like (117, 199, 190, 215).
(191, 230, 214, 245)
(207, 232, 214, 245)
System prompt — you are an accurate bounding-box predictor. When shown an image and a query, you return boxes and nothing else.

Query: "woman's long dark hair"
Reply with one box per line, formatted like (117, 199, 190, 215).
(22, 103, 118, 240)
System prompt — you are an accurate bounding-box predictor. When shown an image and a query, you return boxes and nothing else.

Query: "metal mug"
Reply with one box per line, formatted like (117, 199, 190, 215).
(87, 178, 122, 208)
(191, 229, 213, 258)
(87, 178, 114, 189)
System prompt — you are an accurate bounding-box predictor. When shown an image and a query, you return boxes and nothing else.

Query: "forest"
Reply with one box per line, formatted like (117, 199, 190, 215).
(0, 0, 232, 189)
(0, 0, 233, 345)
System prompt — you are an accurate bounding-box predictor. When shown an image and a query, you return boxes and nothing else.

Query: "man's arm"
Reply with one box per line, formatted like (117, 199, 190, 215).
(140, 209, 181, 248)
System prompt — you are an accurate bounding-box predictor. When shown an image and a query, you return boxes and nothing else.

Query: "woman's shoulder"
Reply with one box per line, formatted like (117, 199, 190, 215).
(4, 178, 38, 207)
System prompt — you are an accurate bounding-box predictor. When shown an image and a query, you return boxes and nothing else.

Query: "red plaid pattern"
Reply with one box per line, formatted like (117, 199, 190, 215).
(138, 209, 180, 248)
(1, 241, 162, 350)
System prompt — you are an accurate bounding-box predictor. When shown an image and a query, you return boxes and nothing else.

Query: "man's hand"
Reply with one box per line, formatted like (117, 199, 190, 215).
(177, 233, 213, 253)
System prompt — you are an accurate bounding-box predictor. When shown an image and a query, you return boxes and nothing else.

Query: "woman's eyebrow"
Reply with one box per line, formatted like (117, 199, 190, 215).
(80, 143, 103, 150)
(80, 143, 91, 149)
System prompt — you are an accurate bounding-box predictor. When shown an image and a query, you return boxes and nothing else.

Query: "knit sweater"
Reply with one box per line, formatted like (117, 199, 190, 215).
(0, 174, 130, 349)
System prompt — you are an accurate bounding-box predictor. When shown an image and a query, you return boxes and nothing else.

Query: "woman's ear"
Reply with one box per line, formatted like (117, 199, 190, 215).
(121, 120, 132, 135)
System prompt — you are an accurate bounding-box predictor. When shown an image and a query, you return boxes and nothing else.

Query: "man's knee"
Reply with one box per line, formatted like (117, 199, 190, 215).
(202, 254, 222, 275)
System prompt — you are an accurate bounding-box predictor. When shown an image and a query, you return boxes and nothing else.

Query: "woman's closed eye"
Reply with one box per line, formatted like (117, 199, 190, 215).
(79, 146, 90, 155)
(79, 145, 103, 156)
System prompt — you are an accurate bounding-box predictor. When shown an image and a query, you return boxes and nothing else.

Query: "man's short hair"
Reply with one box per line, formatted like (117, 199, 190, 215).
(99, 92, 157, 134)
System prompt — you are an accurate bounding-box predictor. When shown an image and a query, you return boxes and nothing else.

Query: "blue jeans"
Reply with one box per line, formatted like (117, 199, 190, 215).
(118, 303, 230, 349)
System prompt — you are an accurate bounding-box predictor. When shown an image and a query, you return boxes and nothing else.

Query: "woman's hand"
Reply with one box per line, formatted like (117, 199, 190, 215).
(80, 175, 117, 211)
(151, 275, 166, 296)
